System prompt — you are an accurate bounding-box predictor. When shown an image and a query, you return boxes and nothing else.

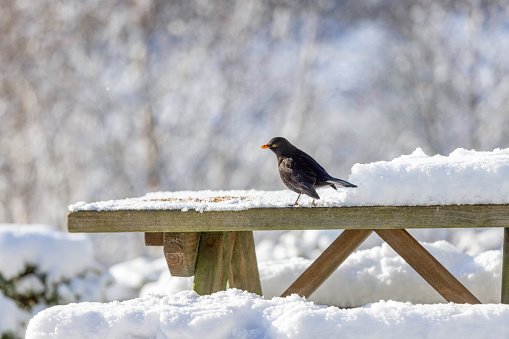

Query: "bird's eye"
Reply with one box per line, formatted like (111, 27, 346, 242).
(272, 144, 277, 148)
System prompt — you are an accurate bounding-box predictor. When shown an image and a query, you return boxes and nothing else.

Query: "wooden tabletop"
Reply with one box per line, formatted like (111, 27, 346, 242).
(68, 204, 509, 233)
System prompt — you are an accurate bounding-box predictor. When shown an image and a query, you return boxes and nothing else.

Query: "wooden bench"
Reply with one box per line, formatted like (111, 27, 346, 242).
(67, 204, 509, 304)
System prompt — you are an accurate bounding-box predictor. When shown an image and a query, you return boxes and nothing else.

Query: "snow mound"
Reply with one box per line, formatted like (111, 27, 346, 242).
(0, 225, 115, 338)
(0, 292, 30, 337)
(26, 289, 509, 339)
(0, 225, 98, 283)
(346, 147, 509, 206)
(68, 148, 509, 211)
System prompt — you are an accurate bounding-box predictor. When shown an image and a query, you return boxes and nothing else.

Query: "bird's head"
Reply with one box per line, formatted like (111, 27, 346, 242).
(260, 137, 294, 156)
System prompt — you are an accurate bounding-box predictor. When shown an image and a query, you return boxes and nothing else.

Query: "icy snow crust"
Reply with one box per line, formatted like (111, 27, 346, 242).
(69, 148, 509, 212)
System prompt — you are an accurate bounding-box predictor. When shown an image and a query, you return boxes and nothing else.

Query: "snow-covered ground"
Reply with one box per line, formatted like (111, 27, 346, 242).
(25, 290, 509, 339)
(0, 225, 115, 338)
(2, 148, 509, 338)
(8, 228, 507, 338)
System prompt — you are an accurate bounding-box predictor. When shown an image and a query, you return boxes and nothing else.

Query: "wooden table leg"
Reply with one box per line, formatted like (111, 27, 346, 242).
(281, 229, 373, 298)
(193, 231, 262, 296)
(502, 227, 509, 304)
(376, 229, 481, 304)
(229, 231, 262, 296)
(193, 232, 230, 295)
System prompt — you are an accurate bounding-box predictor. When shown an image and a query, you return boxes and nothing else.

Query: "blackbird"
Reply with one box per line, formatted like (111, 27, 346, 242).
(261, 137, 357, 206)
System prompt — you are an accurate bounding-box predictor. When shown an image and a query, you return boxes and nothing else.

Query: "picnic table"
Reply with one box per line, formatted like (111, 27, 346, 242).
(67, 201, 509, 305)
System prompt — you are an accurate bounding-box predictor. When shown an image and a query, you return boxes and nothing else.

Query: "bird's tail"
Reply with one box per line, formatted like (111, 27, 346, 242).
(327, 178, 357, 188)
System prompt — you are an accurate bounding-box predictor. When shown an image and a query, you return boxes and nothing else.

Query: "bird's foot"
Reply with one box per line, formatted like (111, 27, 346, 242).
(292, 193, 301, 207)
(312, 199, 316, 207)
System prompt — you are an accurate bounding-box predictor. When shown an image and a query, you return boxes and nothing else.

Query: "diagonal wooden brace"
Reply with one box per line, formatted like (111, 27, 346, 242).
(375, 229, 481, 304)
(281, 229, 373, 298)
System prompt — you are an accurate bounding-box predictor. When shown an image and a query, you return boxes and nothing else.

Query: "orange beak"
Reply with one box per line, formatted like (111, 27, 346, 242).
(260, 144, 270, 149)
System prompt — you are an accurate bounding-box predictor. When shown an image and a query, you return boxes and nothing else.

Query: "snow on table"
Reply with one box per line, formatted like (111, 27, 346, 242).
(69, 148, 509, 212)
(26, 289, 509, 339)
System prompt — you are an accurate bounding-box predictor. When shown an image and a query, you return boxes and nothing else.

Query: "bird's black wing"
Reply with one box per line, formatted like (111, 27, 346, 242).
(298, 149, 357, 188)
(278, 157, 320, 199)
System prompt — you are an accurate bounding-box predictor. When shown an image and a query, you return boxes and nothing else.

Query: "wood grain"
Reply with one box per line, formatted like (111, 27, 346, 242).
(226, 231, 236, 289)
(163, 232, 200, 277)
(193, 232, 229, 295)
(281, 229, 373, 298)
(502, 228, 509, 304)
(68, 204, 509, 233)
(230, 231, 262, 296)
(376, 229, 481, 304)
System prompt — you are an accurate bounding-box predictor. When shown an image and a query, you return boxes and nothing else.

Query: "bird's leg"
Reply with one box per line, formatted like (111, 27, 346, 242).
(292, 193, 301, 206)
(312, 199, 316, 206)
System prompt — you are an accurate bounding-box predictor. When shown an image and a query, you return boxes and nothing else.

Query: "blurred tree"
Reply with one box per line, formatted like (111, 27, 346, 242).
(0, 0, 508, 259)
